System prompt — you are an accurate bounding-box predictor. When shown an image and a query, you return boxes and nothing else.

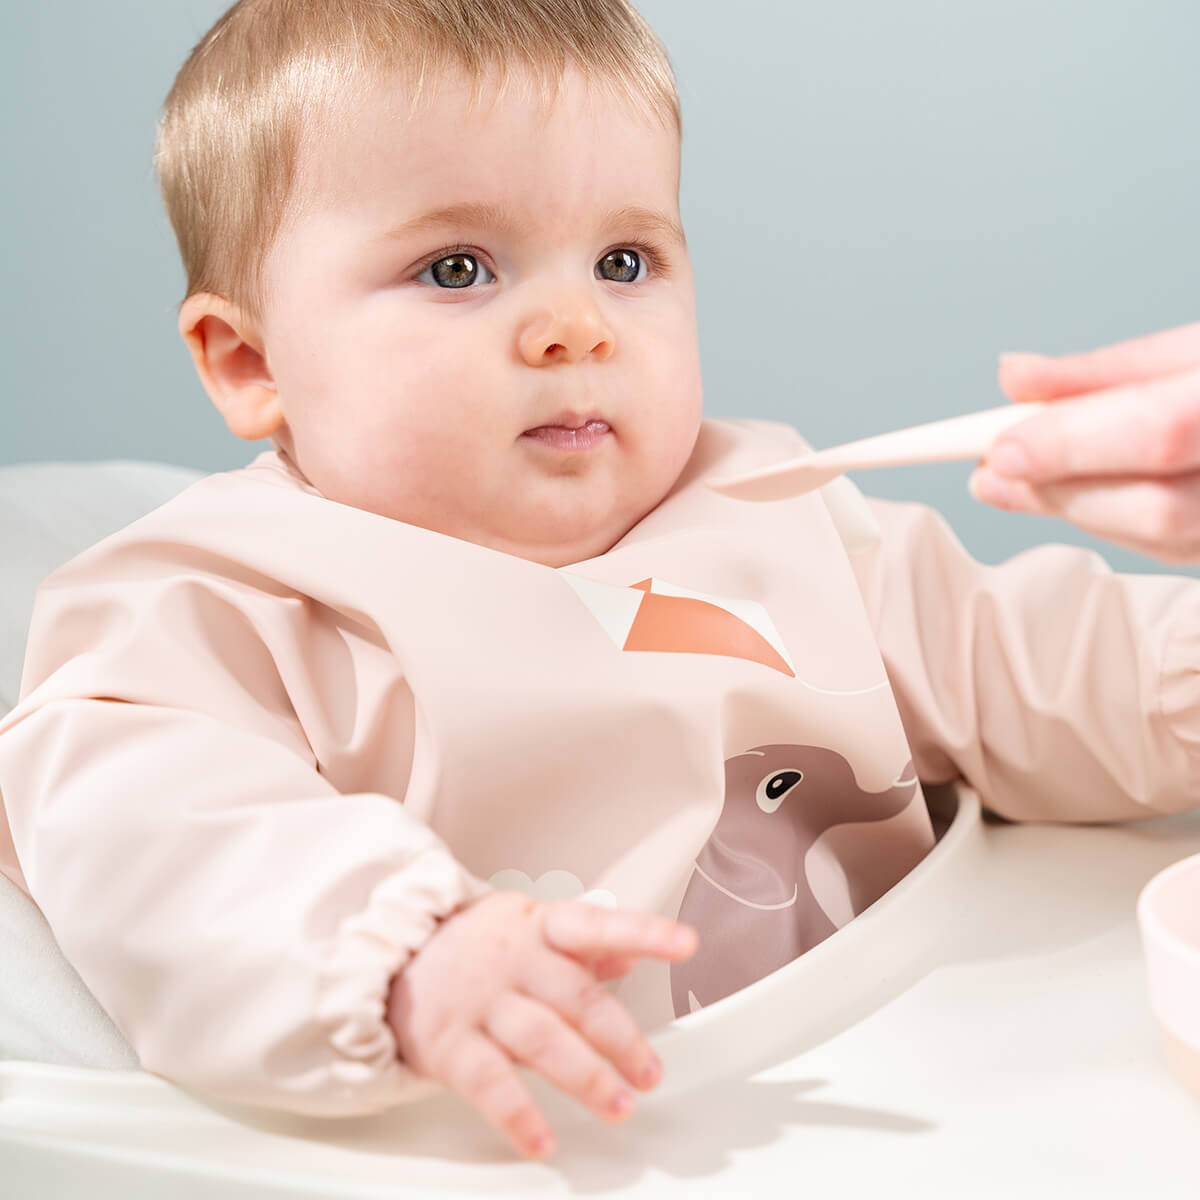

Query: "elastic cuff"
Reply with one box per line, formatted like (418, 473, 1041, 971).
(314, 845, 490, 1104)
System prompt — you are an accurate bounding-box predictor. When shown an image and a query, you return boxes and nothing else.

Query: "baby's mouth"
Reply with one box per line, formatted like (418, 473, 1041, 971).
(521, 417, 612, 453)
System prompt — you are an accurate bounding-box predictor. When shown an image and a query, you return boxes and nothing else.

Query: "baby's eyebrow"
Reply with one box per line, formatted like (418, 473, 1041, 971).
(374, 201, 686, 248)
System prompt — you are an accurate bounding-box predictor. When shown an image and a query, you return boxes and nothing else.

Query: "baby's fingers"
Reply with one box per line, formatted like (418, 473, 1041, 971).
(591, 954, 637, 981)
(543, 902, 698, 964)
(521, 952, 662, 1091)
(442, 1031, 557, 1159)
(486, 992, 637, 1124)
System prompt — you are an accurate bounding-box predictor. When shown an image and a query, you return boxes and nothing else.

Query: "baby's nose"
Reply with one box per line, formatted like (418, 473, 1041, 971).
(518, 304, 614, 366)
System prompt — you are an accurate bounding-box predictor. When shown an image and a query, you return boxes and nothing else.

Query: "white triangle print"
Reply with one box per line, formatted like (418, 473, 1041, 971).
(559, 573, 643, 650)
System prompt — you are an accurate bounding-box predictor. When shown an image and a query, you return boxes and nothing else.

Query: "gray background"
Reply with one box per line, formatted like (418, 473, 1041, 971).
(3, 0, 1197, 573)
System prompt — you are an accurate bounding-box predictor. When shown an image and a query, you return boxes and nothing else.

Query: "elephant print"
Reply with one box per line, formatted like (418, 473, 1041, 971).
(671, 745, 919, 1017)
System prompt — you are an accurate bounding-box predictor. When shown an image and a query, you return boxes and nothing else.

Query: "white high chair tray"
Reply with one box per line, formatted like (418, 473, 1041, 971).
(4, 787, 1200, 1199)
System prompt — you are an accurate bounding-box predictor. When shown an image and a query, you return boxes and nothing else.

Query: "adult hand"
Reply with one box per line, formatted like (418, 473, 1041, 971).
(969, 321, 1200, 563)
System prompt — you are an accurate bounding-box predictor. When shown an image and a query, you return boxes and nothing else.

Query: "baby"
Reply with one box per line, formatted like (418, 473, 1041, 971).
(2, 0, 1200, 1164)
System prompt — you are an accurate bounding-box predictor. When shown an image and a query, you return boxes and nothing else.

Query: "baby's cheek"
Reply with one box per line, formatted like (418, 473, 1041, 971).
(407, 357, 500, 423)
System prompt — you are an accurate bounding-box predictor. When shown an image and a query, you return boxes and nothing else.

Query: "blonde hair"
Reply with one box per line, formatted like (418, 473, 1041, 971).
(154, 0, 681, 327)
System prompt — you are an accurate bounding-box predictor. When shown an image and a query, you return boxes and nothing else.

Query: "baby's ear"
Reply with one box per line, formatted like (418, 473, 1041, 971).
(178, 293, 284, 441)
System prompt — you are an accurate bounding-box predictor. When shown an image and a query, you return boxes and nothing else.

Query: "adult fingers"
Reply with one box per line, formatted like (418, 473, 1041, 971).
(485, 992, 637, 1125)
(968, 468, 1200, 564)
(984, 367, 1200, 484)
(519, 949, 662, 1090)
(541, 900, 698, 964)
(998, 321, 1200, 403)
(439, 1029, 557, 1159)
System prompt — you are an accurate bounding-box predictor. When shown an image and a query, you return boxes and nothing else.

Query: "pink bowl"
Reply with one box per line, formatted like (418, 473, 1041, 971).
(1137, 852, 1200, 1098)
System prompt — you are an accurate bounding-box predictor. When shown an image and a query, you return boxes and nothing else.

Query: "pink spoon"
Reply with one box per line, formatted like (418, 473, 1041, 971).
(709, 402, 1049, 502)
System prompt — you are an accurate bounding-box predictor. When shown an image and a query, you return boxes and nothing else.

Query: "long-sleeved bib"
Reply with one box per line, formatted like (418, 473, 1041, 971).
(1, 417, 1198, 1115)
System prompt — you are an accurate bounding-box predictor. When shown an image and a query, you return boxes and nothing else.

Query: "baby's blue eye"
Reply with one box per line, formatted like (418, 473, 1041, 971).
(418, 253, 496, 289)
(596, 249, 646, 283)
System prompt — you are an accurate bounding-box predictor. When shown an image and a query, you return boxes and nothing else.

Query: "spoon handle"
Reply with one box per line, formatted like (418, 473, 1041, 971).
(710, 402, 1048, 502)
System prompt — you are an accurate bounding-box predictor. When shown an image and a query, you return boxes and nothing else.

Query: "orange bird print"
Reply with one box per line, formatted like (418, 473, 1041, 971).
(560, 575, 796, 676)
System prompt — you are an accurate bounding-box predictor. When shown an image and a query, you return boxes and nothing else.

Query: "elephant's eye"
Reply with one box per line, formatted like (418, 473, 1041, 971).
(756, 770, 804, 814)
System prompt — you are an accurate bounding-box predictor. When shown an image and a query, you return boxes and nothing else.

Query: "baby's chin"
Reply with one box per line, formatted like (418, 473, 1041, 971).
(481, 514, 644, 568)
(312, 454, 668, 564)
(466, 490, 655, 567)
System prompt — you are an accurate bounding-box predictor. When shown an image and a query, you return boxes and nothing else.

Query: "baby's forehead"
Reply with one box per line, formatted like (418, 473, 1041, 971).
(287, 68, 508, 188)
(288, 65, 678, 214)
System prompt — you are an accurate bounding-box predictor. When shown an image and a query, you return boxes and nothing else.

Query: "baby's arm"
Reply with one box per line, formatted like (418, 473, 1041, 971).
(0, 691, 484, 1113)
(389, 891, 696, 1158)
(847, 495, 1200, 820)
(0, 531, 506, 1113)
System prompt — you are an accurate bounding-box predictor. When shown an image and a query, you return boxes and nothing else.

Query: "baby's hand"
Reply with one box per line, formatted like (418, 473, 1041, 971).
(386, 890, 697, 1159)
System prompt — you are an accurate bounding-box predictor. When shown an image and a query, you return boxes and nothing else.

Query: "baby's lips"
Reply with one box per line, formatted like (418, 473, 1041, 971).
(524, 408, 610, 432)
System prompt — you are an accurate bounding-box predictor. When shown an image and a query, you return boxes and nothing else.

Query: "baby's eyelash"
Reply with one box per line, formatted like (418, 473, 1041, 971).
(609, 240, 673, 279)
(412, 244, 489, 276)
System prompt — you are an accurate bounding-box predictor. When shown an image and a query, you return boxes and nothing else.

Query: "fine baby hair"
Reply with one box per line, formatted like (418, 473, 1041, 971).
(154, 0, 681, 329)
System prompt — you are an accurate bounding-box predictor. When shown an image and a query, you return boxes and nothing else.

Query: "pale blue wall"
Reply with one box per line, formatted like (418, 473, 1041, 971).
(4, 1, 1198, 573)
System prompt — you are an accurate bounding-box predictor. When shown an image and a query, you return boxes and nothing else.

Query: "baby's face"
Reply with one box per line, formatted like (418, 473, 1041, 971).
(257, 66, 702, 566)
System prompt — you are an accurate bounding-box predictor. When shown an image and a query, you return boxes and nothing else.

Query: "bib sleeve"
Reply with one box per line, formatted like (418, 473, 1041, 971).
(0, 546, 488, 1116)
(847, 496, 1200, 822)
